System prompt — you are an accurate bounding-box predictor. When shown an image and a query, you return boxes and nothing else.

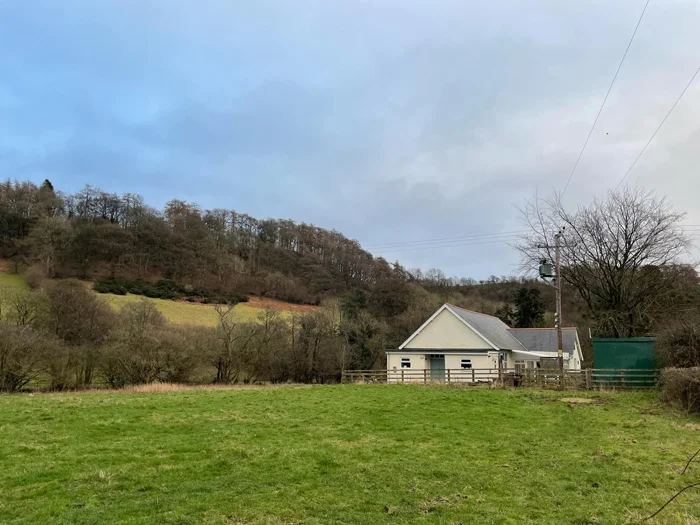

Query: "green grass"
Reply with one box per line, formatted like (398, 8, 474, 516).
(99, 293, 271, 327)
(0, 386, 699, 525)
(0, 272, 30, 290)
(0, 272, 288, 327)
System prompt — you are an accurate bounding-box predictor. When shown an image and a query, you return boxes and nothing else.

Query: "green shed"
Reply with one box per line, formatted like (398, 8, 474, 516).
(592, 337, 658, 387)
(592, 337, 657, 369)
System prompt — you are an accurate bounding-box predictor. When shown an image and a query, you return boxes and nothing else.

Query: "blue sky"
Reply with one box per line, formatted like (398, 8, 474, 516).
(2, 0, 700, 278)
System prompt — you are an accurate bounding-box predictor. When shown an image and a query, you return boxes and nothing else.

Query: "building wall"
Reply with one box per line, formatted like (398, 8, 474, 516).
(404, 309, 489, 349)
(387, 353, 426, 383)
(387, 353, 427, 372)
(444, 353, 494, 371)
(387, 352, 499, 383)
(512, 351, 583, 371)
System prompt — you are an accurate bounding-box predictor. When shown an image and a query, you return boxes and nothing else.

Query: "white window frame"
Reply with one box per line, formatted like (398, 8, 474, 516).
(515, 360, 525, 372)
(400, 358, 411, 369)
(460, 359, 472, 369)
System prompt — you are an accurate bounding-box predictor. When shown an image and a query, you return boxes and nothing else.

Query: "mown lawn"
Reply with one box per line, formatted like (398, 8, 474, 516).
(0, 386, 699, 525)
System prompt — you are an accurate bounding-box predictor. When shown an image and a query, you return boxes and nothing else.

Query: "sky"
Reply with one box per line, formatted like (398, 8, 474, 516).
(2, 0, 700, 279)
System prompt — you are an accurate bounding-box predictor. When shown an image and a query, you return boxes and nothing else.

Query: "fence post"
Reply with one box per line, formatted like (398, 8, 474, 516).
(471, 369, 475, 384)
(401, 370, 404, 384)
(620, 370, 625, 388)
(585, 369, 592, 390)
(447, 369, 451, 384)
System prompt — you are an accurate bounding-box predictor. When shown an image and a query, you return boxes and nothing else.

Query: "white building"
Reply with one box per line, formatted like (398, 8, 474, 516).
(386, 303, 583, 382)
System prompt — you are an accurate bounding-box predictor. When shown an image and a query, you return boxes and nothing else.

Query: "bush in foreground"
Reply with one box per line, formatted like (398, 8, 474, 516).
(660, 367, 700, 413)
(656, 314, 700, 367)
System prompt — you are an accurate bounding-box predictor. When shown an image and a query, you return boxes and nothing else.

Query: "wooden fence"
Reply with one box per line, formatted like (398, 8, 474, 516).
(341, 368, 660, 390)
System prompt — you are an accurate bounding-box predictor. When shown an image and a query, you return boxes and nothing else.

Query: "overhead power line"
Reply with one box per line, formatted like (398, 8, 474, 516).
(365, 224, 700, 256)
(561, 0, 651, 197)
(615, 65, 700, 189)
(365, 230, 527, 249)
(374, 237, 522, 255)
(369, 228, 700, 255)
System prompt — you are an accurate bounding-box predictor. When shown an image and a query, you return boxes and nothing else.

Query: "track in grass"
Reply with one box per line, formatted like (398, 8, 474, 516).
(0, 386, 698, 524)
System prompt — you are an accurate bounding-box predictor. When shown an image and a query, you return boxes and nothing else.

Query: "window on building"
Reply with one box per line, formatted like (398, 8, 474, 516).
(515, 360, 525, 371)
(461, 359, 472, 369)
(526, 361, 536, 369)
(401, 358, 411, 369)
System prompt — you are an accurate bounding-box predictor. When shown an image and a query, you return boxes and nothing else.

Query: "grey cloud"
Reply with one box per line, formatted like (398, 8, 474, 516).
(2, 0, 700, 277)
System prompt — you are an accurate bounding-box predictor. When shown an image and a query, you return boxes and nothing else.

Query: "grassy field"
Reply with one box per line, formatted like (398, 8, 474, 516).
(0, 272, 309, 327)
(1, 386, 699, 525)
(99, 293, 273, 327)
(0, 272, 30, 290)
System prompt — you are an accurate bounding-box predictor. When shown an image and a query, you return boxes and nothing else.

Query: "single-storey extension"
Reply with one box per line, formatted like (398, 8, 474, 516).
(386, 303, 583, 382)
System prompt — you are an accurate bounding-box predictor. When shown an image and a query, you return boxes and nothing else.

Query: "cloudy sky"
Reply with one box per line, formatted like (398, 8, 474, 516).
(2, 0, 700, 279)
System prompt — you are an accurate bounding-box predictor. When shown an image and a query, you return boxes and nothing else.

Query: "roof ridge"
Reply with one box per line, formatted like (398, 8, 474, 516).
(445, 303, 500, 320)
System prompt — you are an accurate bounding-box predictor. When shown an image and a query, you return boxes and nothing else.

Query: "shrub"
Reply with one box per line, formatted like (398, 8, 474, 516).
(101, 300, 203, 386)
(0, 324, 54, 392)
(94, 278, 248, 304)
(24, 264, 45, 289)
(6, 290, 44, 327)
(656, 315, 700, 367)
(660, 367, 700, 413)
(44, 280, 115, 346)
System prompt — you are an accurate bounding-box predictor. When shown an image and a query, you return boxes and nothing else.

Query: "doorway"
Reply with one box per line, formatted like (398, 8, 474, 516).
(429, 355, 445, 381)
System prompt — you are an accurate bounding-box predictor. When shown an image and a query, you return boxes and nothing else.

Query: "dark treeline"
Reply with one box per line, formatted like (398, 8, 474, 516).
(0, 179, 403, 304)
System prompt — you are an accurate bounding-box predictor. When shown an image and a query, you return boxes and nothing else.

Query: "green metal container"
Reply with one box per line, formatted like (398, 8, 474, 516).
(592, 337, 657, 369)
(592, 337, 657, 387)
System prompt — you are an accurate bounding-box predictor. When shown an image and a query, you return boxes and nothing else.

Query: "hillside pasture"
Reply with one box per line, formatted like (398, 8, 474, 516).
(0, 272, 317, 327)
(0, 386, 699, 524)
(0, 271, 30, 290)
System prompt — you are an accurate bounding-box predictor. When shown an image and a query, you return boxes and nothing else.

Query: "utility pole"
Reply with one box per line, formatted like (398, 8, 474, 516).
(554, 230, 564, 387)
(538, 228, 566, 388)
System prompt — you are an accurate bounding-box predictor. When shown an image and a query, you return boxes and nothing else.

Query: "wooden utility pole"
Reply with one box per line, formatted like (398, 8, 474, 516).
(554, 230, 564, 387)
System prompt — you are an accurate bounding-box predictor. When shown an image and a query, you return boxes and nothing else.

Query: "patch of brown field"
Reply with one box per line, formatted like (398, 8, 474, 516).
(0, 259, 9, 272)
(28, 383, 314, 395)
(560, 397, 596, 404)
(111, 383, 312, 394)
(243, 296, 319, 313)
(560, 397, 614, 405)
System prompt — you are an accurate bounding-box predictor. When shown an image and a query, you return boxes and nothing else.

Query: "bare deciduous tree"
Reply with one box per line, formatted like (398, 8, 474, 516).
(211, 304, 254, 384)
(6, 289, 44, 327)
(0, 324, 55, 392)
(517, 186, 693, 337)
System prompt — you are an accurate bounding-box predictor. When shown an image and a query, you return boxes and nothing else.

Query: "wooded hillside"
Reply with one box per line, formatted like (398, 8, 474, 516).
(3, 179, 697, 371)
(0, 180, 402, 304)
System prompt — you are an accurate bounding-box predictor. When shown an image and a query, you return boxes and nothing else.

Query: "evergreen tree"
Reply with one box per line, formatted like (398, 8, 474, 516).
(513, 288, 546, 328)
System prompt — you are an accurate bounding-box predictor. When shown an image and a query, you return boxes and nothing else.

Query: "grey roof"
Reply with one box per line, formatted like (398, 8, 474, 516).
(447, 305, 529, 352)
(508, 328, 578, 356)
